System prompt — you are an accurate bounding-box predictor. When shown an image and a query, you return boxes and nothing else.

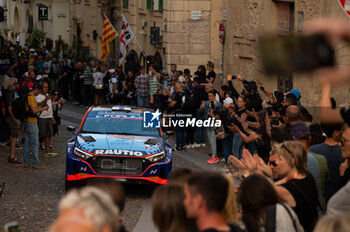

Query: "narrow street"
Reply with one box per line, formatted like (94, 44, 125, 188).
(0, 103, 226, 232)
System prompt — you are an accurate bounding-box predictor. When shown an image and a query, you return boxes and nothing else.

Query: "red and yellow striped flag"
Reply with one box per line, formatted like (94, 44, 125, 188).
(101, 15, 118, 61)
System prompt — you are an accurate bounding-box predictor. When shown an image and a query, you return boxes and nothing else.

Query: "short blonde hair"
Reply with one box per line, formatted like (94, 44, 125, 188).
(59, 187, 120, 232)
(276, 140, 307, 175)
(6, 77, 17, 90)
(314, 214, 350, 232)
(222, 175, 238, 224)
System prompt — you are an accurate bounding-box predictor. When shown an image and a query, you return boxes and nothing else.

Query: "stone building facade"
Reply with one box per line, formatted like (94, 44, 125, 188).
(6, 0, 70, 45)
(4, 0, 350, 106)
(163, 0, 223, 77)
(224, 0, 350, 107)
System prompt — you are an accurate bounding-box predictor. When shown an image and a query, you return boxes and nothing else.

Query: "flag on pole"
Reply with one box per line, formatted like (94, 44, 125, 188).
(101, 15, 118, 61)
(119, 15, 134, 64)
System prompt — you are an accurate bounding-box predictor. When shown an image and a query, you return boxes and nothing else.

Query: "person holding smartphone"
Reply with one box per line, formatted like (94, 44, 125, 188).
(205, 91, 222, 164)
(35, 81, 57, 157)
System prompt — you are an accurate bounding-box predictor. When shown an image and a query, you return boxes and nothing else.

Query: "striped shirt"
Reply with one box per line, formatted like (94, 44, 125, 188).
(149, 74, 159, 95)
(83, 66, 93, 85)
(135, 74, 149, 97)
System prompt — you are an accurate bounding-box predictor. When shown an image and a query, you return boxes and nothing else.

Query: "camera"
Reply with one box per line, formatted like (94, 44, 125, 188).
(270, 117, 280, 126)
(260, 34, 334, 75)
(232, 75, 237, 80)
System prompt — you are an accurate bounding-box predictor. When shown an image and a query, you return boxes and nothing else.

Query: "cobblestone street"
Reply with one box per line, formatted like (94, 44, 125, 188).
(0, 104, 206, 231)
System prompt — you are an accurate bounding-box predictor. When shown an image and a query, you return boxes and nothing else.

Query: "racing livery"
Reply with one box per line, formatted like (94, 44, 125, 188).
(65, 106, 172, 189)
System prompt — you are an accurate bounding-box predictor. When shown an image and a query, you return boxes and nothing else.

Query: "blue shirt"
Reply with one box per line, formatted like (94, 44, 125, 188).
(307, 152, 322, 215)
(309, 143, 344, 203)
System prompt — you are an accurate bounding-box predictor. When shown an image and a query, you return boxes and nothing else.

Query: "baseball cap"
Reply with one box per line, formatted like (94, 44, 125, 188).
(29, 48, 35, 53)
(27, 82, 34, 90)
(290, 122, 310, 140)
(289, 89, 301, 100)
(178, 76, 185, 83)
(223, 97, 234, 106)
(108, 69, 116, 73)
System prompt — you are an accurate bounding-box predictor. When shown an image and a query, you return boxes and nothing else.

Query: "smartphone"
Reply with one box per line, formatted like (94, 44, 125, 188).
(270, 117, 280, 126)
(260, 34, 335, 75)
(4, 221, 19, 232)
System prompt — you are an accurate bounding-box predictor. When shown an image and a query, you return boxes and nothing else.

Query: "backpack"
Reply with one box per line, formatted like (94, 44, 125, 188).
(12, 85, 35, 120)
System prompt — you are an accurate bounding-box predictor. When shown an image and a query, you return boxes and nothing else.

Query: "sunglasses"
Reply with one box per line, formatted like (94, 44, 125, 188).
(269, 160, 278, 167)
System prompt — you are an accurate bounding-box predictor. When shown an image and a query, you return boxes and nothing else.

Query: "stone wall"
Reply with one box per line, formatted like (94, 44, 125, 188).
(164, 0, 212, 74)
(225, 0, 350, 107)
(224, 0, 265, 93)
(294, 0, 350, 107)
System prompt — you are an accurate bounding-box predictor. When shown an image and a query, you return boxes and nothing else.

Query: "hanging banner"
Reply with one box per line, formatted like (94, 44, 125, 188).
(339, 0, 350, 17)
(119, 15, 134, 64)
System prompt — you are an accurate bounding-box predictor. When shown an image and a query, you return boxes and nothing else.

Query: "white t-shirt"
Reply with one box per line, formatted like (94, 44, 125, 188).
(93, 72, 104, 87)
(109, 77, 118, 94)
(35, 94, 53, 118)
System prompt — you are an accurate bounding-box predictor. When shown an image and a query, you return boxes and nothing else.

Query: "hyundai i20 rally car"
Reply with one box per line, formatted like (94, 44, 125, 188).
(65, 106, 172, 189)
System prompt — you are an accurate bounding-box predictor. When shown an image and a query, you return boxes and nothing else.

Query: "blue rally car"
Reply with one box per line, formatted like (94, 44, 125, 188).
(65, 106, 172, 189)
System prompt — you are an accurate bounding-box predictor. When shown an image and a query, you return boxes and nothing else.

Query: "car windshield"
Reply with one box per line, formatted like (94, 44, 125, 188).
(81, 111, 160, 137)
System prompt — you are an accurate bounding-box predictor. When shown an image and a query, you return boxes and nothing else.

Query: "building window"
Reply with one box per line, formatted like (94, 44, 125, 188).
(147, 0, 153, 10)
(278, 73, 293, 92)
(160, 0, 163, 11)
(276, 2, 294, 36)
(123, 0, 128, 8)
(147, 0, 163, 11)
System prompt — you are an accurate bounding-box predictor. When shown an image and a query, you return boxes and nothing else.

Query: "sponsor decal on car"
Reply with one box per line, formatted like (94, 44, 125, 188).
(94, 149, 144, 156)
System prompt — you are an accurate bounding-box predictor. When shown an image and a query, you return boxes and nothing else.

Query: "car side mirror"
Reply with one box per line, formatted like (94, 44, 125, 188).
(67, 126, 76, 134)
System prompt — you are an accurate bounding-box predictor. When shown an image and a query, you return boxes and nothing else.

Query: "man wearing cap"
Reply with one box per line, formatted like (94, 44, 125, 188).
(24, 83, 49, 168)
(289, 116, 325, 213)
(219, 98, 235, 165)
(289, 89, 307, 111)
(134, 66, 149, 107)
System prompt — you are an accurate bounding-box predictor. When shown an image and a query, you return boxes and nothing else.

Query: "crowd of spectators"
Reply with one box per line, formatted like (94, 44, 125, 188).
(2, 18, 350, 232)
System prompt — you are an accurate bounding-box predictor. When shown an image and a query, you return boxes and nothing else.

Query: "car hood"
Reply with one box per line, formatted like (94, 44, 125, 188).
(76, 134, 164, 156)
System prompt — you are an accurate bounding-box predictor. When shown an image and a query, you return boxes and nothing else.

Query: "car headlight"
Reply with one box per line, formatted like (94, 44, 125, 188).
(145, 151, 165, 163)
(74, 147, 93, 160)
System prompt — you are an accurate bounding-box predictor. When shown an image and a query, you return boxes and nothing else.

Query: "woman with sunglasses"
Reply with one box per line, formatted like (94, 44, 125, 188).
(270, 141, 319, 232)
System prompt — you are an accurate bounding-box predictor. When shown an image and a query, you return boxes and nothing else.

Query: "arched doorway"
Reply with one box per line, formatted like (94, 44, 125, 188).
(151, 51, 163, 73)
(124, 50, 139, 75)
(25, 9, 33, 33)
(14, 7, 20, 33)
(139, 52, 146, 70)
